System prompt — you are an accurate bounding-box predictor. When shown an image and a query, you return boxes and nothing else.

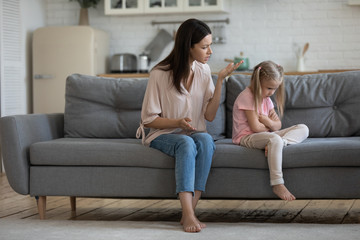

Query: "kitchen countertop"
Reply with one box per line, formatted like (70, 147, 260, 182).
(98, 69, 359, 78)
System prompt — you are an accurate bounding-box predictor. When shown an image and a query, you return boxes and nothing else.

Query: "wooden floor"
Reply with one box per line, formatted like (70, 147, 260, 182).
(1, 173, 359, 224)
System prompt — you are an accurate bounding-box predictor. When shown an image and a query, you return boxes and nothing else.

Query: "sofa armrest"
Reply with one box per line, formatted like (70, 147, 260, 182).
(0, 113, 64, 195)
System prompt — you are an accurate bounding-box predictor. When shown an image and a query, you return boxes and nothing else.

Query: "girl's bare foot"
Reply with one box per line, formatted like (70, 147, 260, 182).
(272, 184, 296, 201)
(181, 214, 202, 233)
(264, 145, 268, 157)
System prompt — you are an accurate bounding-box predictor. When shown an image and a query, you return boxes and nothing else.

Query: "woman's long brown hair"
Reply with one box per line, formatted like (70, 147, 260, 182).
(154, 18, 212, 94)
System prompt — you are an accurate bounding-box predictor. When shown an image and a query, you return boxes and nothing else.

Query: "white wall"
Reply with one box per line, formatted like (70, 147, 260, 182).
(45, 0, 360, 72)
(23, 0, 46, 113)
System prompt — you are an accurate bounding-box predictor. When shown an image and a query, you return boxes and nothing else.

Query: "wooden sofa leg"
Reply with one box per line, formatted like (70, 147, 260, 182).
(37, 196, 47, 220)
(70, 196, 76, 212)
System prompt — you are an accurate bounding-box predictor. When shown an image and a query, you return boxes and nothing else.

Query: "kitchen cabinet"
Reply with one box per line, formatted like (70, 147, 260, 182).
(104, 0, 144, 15)
(144, 0, 183, 13)
(184, 0, 226, 12)
(104, 0, 226, 15)
(348, 0, 360, 5)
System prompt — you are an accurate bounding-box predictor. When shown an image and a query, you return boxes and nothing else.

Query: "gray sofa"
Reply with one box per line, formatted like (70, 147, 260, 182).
(1, 71, 360, 219)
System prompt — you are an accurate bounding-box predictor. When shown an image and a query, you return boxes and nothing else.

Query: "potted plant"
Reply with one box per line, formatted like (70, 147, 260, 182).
(70, 0, 101, 25)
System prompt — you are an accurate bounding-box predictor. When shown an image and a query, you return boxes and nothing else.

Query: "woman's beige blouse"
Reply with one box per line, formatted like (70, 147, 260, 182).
(136, 61, 215, 146)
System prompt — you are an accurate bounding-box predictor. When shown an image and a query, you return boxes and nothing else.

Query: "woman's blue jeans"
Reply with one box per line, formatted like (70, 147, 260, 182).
(150, 132, 215, 194)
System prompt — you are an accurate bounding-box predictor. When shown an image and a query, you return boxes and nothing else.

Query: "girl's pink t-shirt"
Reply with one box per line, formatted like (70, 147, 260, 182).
(232, 87, 274, 145)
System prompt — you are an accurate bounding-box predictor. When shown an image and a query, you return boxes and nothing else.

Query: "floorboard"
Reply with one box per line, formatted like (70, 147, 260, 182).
(1, 173, 359, 223)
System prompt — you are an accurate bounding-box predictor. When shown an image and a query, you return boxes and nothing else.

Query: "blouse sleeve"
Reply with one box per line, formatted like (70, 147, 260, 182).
(136, 70, 162, 141)
(141, 70, 162, 125)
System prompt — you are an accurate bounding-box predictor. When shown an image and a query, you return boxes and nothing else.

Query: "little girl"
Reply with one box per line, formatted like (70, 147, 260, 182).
(232, 60, 309, 201)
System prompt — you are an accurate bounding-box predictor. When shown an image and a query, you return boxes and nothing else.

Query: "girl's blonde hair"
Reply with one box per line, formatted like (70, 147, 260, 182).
(250, 60, 285, 117)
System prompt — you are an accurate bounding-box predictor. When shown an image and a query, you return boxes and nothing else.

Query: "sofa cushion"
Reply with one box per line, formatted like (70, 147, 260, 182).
(64, 74, 147, 138)
(30, 138, 175, 168)
(64, 73, 226, 140)
(226, 71, 360, 138)
(30, 137, 360, 169)
(213, 137, 360, 169)
(206, 75, 226, 140)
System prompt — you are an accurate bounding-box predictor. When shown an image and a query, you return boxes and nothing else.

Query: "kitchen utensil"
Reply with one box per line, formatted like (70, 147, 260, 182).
(111, 53, 137, 73)
(302, 42, 309, 57)
(297, 43, 309, 72)
(145, 29, 173, 61)
(139, 52, 151, 73)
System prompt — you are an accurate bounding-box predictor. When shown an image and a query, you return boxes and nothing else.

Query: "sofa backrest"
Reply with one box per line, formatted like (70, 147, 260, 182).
(64, 74, 226, 140)
(226, 71, 360, 138)
(64, 74, 147, 138)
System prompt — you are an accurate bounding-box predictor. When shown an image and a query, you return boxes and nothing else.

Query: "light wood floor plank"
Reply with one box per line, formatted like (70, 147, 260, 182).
(196, 200, 246, 222)
(342, 199, 360, 224)
(292, 200, 332, 223)
(57, 198, 119, 220)
(96, 199, 163, 221)
(244, 200, 287, 222)
(74, 199, 162, 221)
(119, 200, 180, 222)
(216, 200, 266, 222)
(265, 200, 309, 223)
(316, 200, 355, 224)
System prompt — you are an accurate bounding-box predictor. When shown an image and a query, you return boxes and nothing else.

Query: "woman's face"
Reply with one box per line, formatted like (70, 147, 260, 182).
(189, 34, 213, 64)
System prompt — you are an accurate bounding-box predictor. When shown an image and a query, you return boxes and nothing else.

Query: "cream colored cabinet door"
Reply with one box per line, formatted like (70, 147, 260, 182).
(104, 0, 144, 15)
(184, 0, 226, 12)
(144, 0, 183, 13)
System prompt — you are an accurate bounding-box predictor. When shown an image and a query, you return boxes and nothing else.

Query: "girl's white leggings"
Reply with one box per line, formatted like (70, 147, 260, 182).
(240, 124, 309, 186)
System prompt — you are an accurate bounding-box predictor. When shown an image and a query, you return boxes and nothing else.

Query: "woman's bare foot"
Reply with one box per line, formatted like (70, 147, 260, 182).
(199, 221, 207, 229)
(181, 216, 206, 229)
(178, 191, 205, 232)
(272, 184, 296, 201)
(181, 214, 202, 233)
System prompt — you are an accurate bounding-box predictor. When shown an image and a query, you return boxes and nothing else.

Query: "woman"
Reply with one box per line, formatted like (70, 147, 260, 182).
(136, 18, 241, 233)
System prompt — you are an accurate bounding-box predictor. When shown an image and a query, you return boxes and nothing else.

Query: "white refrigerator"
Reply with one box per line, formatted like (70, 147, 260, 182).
(32, 26, 109, 113)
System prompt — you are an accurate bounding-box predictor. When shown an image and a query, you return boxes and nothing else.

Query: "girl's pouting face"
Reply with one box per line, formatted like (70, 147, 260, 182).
(189, 34, 213, 64)
(261, 79, 281, 98)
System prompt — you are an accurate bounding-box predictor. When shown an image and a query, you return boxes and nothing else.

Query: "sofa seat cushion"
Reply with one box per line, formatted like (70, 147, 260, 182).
(213, 137, 360, 169)
(30, 137, 360, 170)
(30, 138, 174, 168)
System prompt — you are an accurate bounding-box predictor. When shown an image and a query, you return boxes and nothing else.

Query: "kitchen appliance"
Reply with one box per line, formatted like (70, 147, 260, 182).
(111, 53, 137, 73)
(33, 26, 109, 114)
(139, 53, 150, 73)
